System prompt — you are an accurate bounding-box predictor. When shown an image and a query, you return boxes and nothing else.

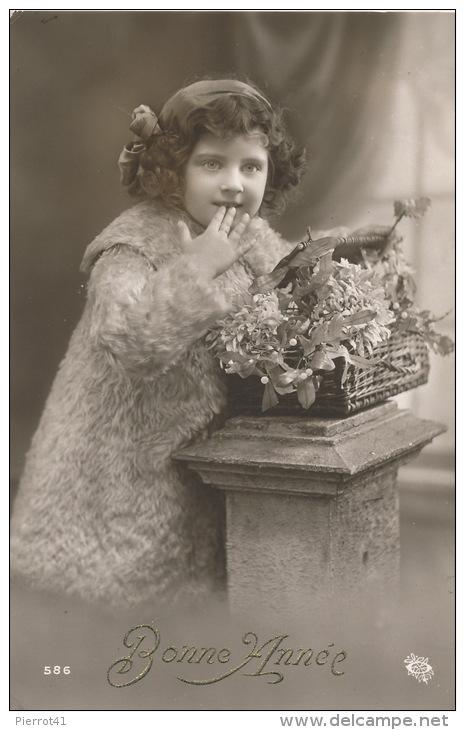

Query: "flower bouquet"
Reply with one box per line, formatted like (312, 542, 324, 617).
(207, 199, 454, 415)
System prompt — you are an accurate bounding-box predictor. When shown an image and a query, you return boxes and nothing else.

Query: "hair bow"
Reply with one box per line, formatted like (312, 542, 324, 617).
(118, 105, 161, 186)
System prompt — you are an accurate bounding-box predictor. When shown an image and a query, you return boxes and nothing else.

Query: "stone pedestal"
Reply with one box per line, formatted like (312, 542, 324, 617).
(174, 401, 445, 615)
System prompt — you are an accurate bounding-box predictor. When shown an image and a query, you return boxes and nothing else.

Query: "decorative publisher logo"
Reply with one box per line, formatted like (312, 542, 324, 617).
(404, 653, 434, 684)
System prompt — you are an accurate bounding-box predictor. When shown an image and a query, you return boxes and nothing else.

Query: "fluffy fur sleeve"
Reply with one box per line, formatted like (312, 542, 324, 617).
(86, 245, 231, 377)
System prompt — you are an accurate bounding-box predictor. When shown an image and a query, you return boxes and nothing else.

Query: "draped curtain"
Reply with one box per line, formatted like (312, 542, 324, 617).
(231, 12, 402, 238)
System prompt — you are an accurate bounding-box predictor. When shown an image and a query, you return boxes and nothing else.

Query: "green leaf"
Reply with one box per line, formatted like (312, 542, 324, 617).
(315, 284, 333, 302)
(276, 322, 288, 344)
(289, 237, 339, 265)
(326, 343, 350, 359)
(274, 383, 296, 395)
(308, 319, 346, 349)
(296, 379, 316, 409)
(276, 369, 299, 387)
(348, 353, 380, 369)
(326, 313, 345, 339)
(249, 267, 289, 294)
(309, 350, 336, 371)
(319, 252, 334, 273)
(396, 314, 418, 332)
(342, 309, 376, 325)
(261, 381, 279, 412)
(307, 323, 329, 348)
(340, 358, 349, 385)
(298, 334, 315, 356)
(265, 362, 287, 385)
(295, 270, 333, 296)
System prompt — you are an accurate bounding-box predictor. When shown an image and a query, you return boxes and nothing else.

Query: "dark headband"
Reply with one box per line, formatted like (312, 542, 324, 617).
(158, 79, 271, 131)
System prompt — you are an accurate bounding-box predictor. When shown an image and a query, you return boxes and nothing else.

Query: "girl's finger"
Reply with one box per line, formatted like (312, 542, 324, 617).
(230, 207, 246, 231)
(178, 220, 196, 254)
(218, 206, 236, 233)
(229, 212, 250, 241)
(208, 205, 228, 230)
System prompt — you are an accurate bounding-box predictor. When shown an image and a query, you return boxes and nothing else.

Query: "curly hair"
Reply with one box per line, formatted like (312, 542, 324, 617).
(126, 84, 306, 219)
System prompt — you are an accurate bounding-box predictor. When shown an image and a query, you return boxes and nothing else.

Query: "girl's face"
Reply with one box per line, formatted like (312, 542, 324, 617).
(183, 132, 269, 228)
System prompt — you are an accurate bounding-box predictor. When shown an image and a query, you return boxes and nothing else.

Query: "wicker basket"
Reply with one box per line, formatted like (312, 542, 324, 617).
(227, 330, 430, 417)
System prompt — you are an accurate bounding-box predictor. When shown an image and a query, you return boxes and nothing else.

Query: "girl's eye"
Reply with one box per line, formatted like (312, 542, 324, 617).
(203, 160, 221, 170)
(243, 163, 261, 173)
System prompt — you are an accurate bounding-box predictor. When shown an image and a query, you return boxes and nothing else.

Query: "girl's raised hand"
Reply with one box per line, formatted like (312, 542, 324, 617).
(178, 206, 252, 279)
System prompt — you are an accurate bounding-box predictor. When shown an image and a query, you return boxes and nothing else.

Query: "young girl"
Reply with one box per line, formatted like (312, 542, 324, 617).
(10, 79, 307, 610)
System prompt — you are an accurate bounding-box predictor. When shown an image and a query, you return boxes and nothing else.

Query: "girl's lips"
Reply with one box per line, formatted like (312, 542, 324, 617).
(214, 202, 242, 208)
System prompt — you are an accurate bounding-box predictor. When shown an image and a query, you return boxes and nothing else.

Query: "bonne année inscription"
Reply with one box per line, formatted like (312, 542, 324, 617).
(107, 624, 348, 687)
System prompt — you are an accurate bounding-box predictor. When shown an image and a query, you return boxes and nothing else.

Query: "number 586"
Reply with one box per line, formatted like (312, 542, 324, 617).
(44, 666, 70, 675)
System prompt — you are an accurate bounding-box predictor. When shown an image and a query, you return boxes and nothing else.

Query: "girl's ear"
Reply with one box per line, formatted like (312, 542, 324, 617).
(259, 187, 276, 219)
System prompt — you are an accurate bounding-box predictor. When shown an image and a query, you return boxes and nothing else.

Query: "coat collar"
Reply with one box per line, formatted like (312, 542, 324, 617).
(80, 201, 279, 278)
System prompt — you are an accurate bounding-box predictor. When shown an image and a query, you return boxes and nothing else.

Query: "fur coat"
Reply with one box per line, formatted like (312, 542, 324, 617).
(10, 201, 291, 610)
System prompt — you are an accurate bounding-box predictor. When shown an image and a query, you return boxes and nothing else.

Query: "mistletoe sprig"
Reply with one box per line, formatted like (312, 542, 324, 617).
(364, 198, 453, 357)
(207, 256, 394, 412)
(207, 198, 453, 412)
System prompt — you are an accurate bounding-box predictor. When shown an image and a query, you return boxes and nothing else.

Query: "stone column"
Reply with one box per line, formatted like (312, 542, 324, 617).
(174, 401, 445, 616)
